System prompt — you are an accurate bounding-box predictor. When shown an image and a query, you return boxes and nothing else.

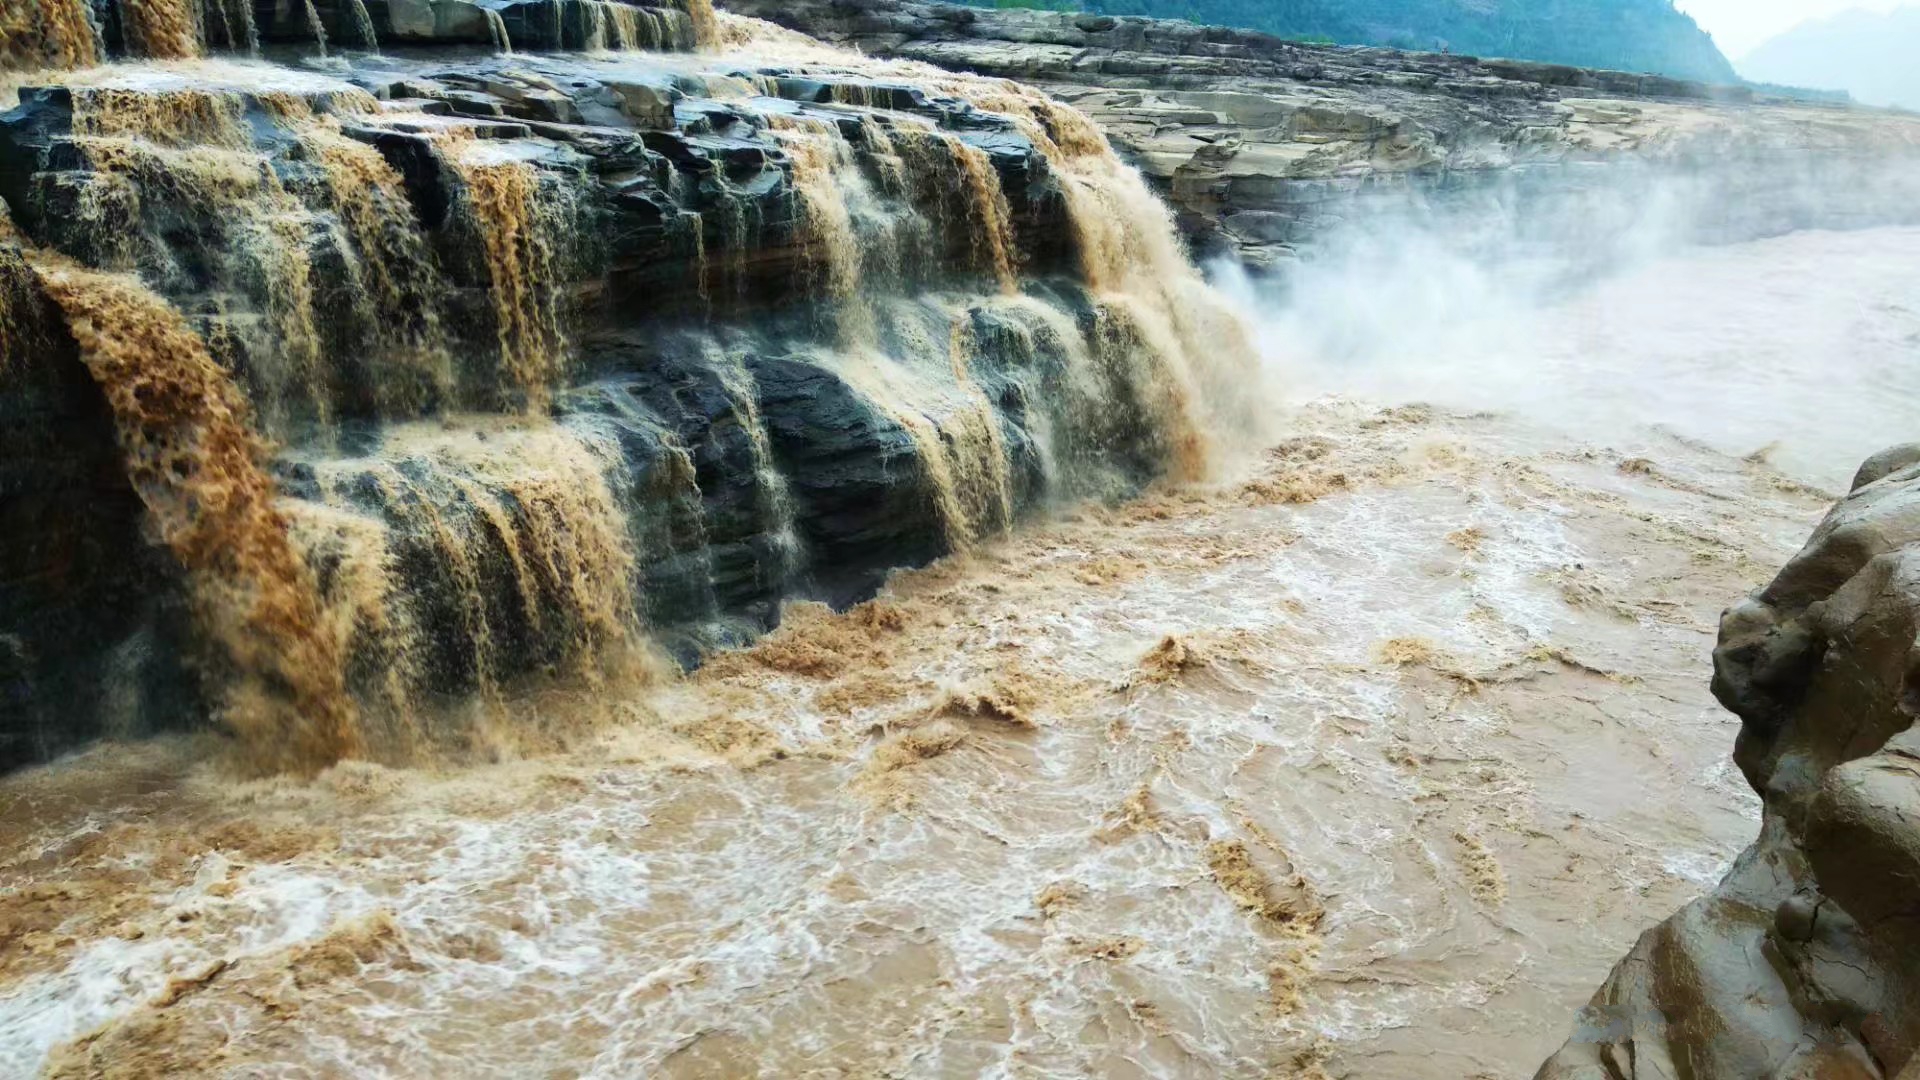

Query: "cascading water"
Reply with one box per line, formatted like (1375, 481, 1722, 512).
(0, 0, 717, 74)
(0, 0, 101, 71)
(27, 258, 360, 774)
(202, 0, 261, 54)
(0, 5, 1259, 779)
(121, 0, 202, 59)
(447, 144, 576, 411)
(484, 9, 513, 54)
(58, 84, 337, 431)
(343, 0, 378, 52)
(300, 0, 329, 57)
(294, 119, 453, 413)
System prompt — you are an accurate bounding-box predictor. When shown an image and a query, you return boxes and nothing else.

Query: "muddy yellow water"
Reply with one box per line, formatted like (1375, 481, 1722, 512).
(0, 400, 1829, 1078)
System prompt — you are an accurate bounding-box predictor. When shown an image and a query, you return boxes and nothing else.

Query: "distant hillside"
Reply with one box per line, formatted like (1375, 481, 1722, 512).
(1740, 7, 1920, 109)
(1065, 0, 1738, 82)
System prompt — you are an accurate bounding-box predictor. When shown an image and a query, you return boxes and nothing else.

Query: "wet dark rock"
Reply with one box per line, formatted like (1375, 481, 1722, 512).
(0, 250, 201, 772)
(1539, 444, 1920, 1079)
(748, 351, 947, 599)
(1855, 444, 1920, 492)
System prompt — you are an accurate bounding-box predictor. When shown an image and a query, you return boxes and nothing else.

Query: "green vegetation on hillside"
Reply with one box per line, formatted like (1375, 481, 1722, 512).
(1006, 0, 1739, 83)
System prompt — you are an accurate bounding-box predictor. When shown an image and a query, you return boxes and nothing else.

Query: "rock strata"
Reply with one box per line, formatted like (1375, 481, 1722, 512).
(729, 0, 1920, 268)
(1539, 448, 1920, 1079)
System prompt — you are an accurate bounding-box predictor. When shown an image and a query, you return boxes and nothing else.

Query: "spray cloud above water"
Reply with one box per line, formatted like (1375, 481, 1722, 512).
(1217, 165, 1920, 488)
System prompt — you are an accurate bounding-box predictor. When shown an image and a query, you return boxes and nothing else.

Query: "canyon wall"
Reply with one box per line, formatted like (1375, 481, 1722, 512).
(722, 0, 1920, 270)
(1539, 449, 1920, 1079)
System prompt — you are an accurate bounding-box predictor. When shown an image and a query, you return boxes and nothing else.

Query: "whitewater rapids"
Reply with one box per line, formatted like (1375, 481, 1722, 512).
(1, 226, 1914, 1078)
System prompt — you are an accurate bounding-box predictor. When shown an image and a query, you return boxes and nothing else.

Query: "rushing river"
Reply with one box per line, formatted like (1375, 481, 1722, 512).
(1, 227, 1914, 1078)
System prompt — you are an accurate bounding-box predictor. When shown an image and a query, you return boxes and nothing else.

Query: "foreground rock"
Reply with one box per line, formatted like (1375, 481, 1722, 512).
(730, 0, 1920, 268)
(1539, 449, 1920, 1078)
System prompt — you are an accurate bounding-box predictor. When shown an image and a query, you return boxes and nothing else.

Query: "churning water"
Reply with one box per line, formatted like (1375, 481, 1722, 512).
(7, 230, 1903, 1079)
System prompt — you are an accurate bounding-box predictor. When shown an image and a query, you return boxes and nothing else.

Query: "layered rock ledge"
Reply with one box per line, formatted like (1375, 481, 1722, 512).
(1540, 448, 1920, 1079)
(728, 0, 1920, 268)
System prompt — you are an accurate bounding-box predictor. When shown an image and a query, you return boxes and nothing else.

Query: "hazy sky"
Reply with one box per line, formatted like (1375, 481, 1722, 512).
(1674, 0, 1907, 58)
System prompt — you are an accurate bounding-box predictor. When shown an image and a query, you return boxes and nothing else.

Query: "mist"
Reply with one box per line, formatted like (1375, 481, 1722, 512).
(1217, 168, 1920, 490)
(1737, 4, 1920, 110)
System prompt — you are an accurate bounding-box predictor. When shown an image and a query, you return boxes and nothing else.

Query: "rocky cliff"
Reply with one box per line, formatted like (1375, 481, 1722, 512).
(724, 0, 1920, 269)
(1538, 447, 1920, 1079)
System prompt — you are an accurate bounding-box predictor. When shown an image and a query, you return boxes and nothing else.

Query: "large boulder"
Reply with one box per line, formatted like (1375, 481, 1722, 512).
(1538, 446, 1920, 1079)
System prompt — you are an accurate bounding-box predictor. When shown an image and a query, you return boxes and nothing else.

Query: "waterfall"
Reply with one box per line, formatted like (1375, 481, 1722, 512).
(927, 78, 1263, 479)
(943, 134, 1020, 293)
(767, 114, 1029, 550)
(121, 0, 202, 59)
(285, 421, 648, 751)
(28, 259, 360, 774)
(707, 351, 807, 587)
(484, 9, 513, 55)
(602, 3, 648, 50)
(768, 114, 865, 310)
(64, 88, 338, 432)
(68, 83, 251, 145)
(0, 0, 722, 70)
(575, 0, 660, 52)
(686, 0, 717, 48)
(301, 0, 328, 57)
(57, 84, 474, 433)
(344, 0, 379, 52)
(446, 146, 574, 412)
(200, 0, 258, 54)
(294, 120, 453, 414)
(582, 0, 609, 51)
(0, 0, 104, 71)
(0, 23, 1265, 771)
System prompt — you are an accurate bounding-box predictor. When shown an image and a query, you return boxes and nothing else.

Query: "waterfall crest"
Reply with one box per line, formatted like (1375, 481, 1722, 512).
(0, 0, 720, 73)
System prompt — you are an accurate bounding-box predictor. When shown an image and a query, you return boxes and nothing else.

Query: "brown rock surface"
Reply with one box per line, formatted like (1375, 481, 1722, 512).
(1539, 450, 1920, 1078)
